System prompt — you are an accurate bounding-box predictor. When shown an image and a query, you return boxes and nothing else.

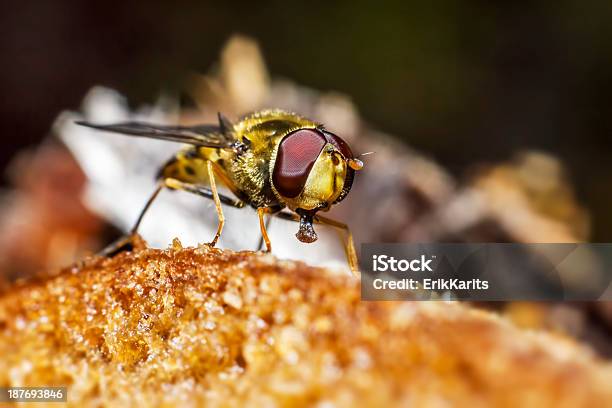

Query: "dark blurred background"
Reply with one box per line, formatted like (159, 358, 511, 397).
(2, 0, 611, 240)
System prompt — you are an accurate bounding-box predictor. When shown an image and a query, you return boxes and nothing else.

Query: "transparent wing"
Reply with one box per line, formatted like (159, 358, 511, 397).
(75, 121, 234, 148)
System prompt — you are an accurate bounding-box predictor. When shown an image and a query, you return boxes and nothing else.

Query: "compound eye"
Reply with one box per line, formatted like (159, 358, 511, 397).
(322, 131, 353, 159)
(273, 129, 326, 198)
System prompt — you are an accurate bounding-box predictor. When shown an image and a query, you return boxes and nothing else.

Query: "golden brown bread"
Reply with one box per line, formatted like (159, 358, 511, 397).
(0, 240, 610, 407)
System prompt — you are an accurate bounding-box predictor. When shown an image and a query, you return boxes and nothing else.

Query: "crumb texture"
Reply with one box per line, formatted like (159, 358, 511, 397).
(0, 244, 610, 407)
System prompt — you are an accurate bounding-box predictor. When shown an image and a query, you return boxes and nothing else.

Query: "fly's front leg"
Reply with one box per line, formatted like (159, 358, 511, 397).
(256, 205, 283, 251)
(256, 215, 272, 251)
(275, 211, 359, 277)
(314, 214, 359, 277)
(257, 207, 272, 252)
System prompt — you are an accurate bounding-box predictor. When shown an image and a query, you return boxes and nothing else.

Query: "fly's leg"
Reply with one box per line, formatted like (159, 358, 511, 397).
(315, 214, 359, 277)
(162, 179, 245, 208)
(275, 211, 359, 277)
(131, 184, 164, 234)
(256, 205, 283, 251)
(164, 161, 244, 246)
(256, 215, 272, 251)
(98, 184, 164, 257)
(257, 207, 272, 252)
(206, 160, 225, 246)
(100, 172, 245, 257)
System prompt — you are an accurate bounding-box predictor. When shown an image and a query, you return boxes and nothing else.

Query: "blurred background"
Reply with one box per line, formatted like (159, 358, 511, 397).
(1, 2, 611, 354)
(3, 1, 612, 240)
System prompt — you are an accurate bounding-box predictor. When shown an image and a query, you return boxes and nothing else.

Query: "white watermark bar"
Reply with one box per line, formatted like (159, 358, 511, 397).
(360, 243, 612, 301)
(0, 387, 67, 403)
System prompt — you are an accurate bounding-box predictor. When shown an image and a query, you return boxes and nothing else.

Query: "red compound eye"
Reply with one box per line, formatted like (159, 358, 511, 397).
(272, 129, 326, 198)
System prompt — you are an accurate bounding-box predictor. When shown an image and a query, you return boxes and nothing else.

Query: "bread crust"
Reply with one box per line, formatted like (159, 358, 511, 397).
(0, 242, 610, 407)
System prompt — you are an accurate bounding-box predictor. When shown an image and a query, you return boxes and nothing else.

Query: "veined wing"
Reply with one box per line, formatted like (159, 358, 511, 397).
(76, 115, 235, 149)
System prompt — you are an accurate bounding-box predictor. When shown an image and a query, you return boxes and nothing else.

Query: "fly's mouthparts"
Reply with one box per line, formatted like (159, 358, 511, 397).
(296, 211, 318, 243)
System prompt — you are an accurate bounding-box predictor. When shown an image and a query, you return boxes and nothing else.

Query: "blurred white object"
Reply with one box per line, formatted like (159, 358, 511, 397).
(54, 87, 348, 272)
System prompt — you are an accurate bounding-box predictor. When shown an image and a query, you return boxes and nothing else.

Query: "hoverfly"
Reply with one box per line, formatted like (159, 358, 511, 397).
(77, 110, 363, 275)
